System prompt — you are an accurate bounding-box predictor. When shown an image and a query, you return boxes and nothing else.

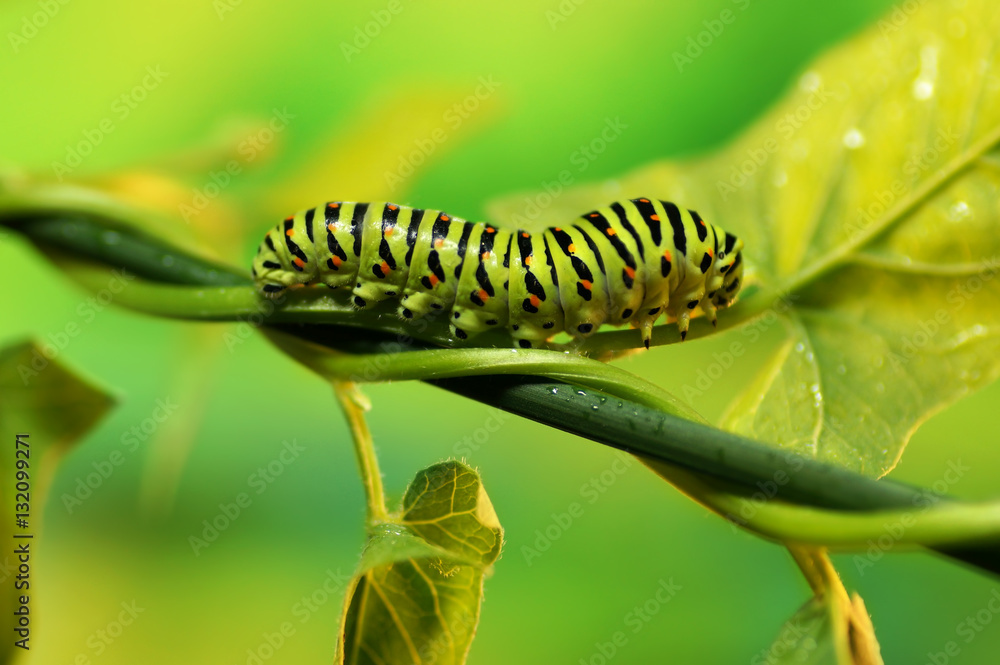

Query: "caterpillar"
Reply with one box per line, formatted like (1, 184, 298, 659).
(252, 199, 744, 348)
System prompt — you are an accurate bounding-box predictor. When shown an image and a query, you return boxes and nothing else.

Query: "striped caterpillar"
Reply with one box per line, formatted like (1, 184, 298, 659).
(252, 199, 744, 348)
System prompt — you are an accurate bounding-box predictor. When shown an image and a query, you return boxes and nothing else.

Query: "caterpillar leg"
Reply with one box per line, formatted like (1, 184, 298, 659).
(261, 283, 287, 299)
(701, 299, 719, 328)
(633, 315, 657, 349)
(676, 312, 691, 341)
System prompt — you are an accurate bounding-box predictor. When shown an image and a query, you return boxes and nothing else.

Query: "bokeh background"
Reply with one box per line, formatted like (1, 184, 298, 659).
(3, 0, 1000, 663)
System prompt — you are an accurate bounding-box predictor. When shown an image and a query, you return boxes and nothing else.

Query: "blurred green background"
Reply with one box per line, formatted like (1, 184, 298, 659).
(3, 0, 1000, 663)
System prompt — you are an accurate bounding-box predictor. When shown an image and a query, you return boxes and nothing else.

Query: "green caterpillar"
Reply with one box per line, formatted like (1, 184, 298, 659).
(252, 198, 744, 348)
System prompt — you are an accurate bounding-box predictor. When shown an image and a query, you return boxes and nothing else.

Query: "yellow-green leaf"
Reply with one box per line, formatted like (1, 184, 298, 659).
(0, 340, 115, 663)
(760, 592, 882, 665)
(490, 0, 1000, 476)
(336, 460, 503, 665)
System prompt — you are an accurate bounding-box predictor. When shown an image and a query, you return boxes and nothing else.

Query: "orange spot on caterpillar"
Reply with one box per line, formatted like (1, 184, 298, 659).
(384, 226, 394, 237)
(441, 214, 450, 221)
(581, 280, 592, 290)
(286, 229, 295, 237)
(486, 227, 496, 234)
(332, 256, 343, 268)
(624, 266, 636, 280)
(435, 239, 445, 248)
(478, 289, 490, 302)
(639, 198, 649, 203)
(525, 255, 533, 266)
(707, 248, 714, 257)
(554, 227, 562, 232)
(650, 214, 660, 221)
(521, 232, 529, 238)
(328, 223, 337, 232)
(481, 251, 491, 260)
(388, 204, 398, 210)
(428, 274, 440, 287)
(698, 219, 706, 226)
(663, 249, 672, 262)
(293, 257, 305, 268)
(529, 294, 541, 308)
(284, 216, 294, 222)
(568, 243, 576, 253)
(329, 203, 340, 208)
(381, 261, 390, 274)
(606, 227, 617, 236)
(589, 213, 599, 218)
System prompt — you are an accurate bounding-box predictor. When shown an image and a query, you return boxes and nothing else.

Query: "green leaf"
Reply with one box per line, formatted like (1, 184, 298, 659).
(762, 596, 844, 665)
(760, 592, 883, 665)
(337, 460, 503, 665)
(0, 340, 115, 663)
(489, 0, 1000, 476)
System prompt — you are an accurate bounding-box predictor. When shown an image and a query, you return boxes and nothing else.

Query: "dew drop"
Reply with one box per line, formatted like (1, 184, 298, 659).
(913, 80, 935, 100)
(912, 45, 939, 101)
(794, 342, 805, 353)
(947, 200, 971, 222)
(799, 71, 821, 92)
(102, 230, 121, 245)
(843, 128, 866, 149)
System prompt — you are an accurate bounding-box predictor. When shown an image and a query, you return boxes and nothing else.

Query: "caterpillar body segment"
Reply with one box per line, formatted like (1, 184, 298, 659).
(252, 198, 745, 348)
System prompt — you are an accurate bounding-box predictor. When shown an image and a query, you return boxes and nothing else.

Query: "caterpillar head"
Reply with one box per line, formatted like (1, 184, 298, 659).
(710, 230, 744, 309)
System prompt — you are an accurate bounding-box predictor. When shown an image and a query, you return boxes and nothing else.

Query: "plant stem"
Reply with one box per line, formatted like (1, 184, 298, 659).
(787, 546, 838, 598)
(332, 381, 388, 523)
(266, 328, 702, 423)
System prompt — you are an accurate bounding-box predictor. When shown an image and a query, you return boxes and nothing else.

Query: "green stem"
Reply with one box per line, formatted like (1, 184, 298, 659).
(333, 382, 389, 523)
(722, 490, 1000, 549)
(267, 329, 702, 422)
